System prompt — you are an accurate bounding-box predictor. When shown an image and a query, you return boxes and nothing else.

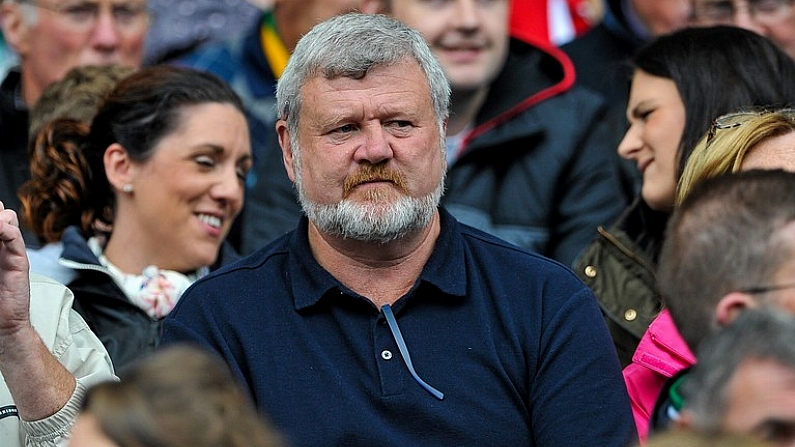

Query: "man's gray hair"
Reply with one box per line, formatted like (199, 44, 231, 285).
(276, 12, 450, 138)
(681, 308, 795, 431)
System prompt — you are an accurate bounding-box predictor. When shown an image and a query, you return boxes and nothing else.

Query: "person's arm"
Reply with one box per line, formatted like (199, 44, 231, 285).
(530, 285, 638, 447)
(21, 276, 117, 447)
(0, 203, 77, 432)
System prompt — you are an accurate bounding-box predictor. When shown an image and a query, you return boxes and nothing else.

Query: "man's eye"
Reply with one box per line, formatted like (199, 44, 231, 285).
(334, 124, 356, 133)
(755, 0, 786, 13)
(64, 4, 97, 21)
(704, 3, 734, 17)
(114, 6, 140, 21)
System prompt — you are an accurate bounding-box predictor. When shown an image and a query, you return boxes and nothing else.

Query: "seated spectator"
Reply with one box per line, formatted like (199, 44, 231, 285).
(18, 65, 252, 371)
(562, 0, 694, 198)
(0, 201, 114, 447)
(69, 346, 285, 447)
(162, 13, 636, 447)
(625, 108, 795, 441)
(679, 308, 795, 447)
(0, 0, 148, 244)
(20, 64, 136, 285)
(365, 0, 629, 267)
(573, 26, 795, 372)
(678, 108, 795, 204)
(650, 170, 795, 435)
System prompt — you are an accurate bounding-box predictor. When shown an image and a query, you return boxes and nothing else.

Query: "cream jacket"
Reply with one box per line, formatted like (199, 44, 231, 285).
(0, 274, 115, 447)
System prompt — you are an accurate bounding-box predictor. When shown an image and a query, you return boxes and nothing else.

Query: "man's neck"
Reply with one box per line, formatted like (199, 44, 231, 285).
(307, 212, 441, 308)
(447, 86, 490, 136)
(19, 69, 40, 108)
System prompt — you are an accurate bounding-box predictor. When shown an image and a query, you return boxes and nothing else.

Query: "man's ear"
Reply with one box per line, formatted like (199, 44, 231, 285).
(360, 0, 388, 14)
(276, 119, 297, 183)
(675, 409, 694, 430)
(715, 292, 758, 327)
(1, 2, 32, 56)
(103, 143, 135, 193)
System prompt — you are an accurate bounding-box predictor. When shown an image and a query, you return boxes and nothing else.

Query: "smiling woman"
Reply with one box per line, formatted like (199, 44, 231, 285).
(573, 25, 795, 443)
(17, 65, 252, 370)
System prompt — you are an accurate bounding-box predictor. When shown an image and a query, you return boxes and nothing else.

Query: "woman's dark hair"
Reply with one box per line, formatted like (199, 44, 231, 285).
(19, 65, 245, 243)
(632, 26, 795, 179)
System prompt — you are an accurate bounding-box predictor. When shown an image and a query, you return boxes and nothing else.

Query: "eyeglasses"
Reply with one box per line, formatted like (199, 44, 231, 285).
(705, 108, 795, 145)
(693, 0, 795, 26)
(21, 1, 149, 33)
(738, 281, 795, 294)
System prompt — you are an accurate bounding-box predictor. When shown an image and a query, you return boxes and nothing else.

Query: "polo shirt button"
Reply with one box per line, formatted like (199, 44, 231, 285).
(584, 265, 597, 278)
(624, 309, 637, 321)
(381, 350, 393, 360)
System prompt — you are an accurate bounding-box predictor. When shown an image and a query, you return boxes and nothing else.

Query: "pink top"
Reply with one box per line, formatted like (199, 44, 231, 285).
(622, 310, 696, 443)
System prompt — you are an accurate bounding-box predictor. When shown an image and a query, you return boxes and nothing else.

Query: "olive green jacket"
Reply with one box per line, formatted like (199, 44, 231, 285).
(574, 199, 668, 367)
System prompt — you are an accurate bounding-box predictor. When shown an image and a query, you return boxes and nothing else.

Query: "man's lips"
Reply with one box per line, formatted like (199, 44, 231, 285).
(345, 178, 396, 195)
(439, 45, 484, 61)
(357, 178, 392, 185)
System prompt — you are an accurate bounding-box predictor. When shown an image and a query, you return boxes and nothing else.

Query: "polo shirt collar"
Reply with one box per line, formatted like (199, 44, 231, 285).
(288, 207, 468, 311)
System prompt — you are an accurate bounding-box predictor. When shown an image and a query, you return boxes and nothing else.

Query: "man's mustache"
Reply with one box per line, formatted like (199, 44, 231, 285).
(343, 164, 409, 197)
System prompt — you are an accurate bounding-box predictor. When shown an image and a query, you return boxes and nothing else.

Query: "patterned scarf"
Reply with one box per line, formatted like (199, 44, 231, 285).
(89, 238, 203, 319)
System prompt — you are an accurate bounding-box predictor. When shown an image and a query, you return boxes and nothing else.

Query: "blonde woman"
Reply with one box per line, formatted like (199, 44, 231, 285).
(677, 109, 795, 205)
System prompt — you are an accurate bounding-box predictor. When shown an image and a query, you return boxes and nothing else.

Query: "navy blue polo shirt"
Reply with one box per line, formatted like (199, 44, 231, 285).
(163, 208, 636, 447)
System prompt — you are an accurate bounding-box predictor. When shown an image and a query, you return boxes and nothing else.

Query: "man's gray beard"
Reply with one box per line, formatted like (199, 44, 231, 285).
(297, 179, 445, 244)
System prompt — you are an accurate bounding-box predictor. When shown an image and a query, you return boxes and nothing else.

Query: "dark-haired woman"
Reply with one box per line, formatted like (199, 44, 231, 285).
(573, 26, 795, 441)
(20, 65, 252, 371)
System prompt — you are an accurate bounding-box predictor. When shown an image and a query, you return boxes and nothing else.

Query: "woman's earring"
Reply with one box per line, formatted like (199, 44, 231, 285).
(122, 184, 133, 194)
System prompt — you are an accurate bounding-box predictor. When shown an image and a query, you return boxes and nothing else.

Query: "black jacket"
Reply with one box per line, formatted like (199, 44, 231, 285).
(562, 0, 647, 108)
(442, 38, 627, 265)
(59, 226, 240, 371)
(562, 0, 647, 198)
(0, 68, 37, 245)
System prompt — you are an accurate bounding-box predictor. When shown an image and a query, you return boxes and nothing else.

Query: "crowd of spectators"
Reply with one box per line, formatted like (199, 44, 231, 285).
(3, 1, 795, 447)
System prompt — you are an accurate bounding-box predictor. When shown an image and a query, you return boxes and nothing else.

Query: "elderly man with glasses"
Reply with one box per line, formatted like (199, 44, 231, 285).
(692, 0, 795, 59)
(0, 0, 147, 246)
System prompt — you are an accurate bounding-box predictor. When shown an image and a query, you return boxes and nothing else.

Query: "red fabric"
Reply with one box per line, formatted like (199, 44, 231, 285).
(510, 0, 549, 44)
(510, 0, 595, 45)
(567, 0, 593, 35)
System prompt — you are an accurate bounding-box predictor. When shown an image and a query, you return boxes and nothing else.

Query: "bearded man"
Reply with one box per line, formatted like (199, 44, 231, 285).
(161, 13, 635, 447)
